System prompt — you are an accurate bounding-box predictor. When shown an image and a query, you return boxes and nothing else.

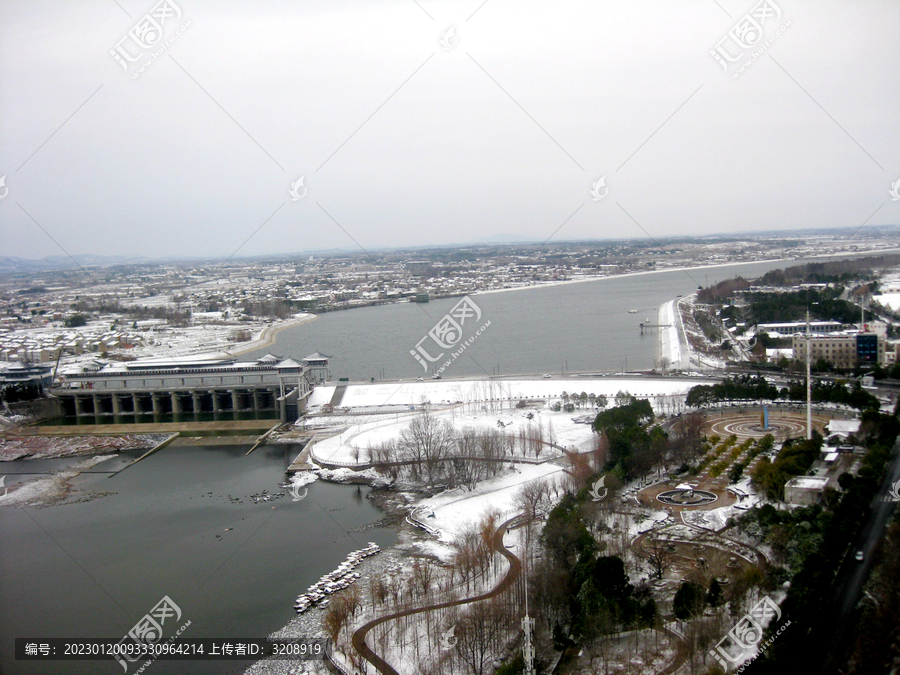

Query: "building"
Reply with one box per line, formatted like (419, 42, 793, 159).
(0, 363, 54, 392)
(760, 320, 844, 336)
(784, 476, 829, 505)
(865, 320, 888, 338)
(302, 352, 332, 383)
(792, 332, 886, 369)
(885, 340, 899, 367)
(856, 333, 880, 367)
(54, 354, 311, 423)
(826, 419, 861, 440)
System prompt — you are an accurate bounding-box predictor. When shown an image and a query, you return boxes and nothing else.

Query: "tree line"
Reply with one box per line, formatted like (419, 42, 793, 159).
(757, 253, 900, 286)
(740, 410, 900, 674)
(685, 375, 880, 411)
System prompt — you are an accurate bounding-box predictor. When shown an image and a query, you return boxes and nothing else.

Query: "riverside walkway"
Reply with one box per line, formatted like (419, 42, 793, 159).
(351, 513, 526, 674)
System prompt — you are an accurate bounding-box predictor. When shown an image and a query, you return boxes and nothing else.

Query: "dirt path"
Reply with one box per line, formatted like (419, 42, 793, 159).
(351, 514, 525, 674)
(681, 512, 770, 570)
(657, 625, 690, 675)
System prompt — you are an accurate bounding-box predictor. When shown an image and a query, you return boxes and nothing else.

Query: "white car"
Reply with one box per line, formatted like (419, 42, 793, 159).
(542, 373, 552, 378)
(854, 550, 864, 562)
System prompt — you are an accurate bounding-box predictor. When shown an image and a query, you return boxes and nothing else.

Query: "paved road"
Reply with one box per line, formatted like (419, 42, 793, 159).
(351, 514, 525, 675)
(818, 435, 900, 673)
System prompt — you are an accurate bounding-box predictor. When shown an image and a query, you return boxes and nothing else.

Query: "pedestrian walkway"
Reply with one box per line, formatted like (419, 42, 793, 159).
(351, 514, 526, 674)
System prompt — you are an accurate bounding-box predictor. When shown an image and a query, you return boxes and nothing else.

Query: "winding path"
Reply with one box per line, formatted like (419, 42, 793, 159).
(351, 514, 525, 675)
(657, 625, 690, 675)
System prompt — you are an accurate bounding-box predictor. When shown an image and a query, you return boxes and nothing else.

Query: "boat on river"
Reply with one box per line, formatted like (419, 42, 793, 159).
(295, 542, 380, 613)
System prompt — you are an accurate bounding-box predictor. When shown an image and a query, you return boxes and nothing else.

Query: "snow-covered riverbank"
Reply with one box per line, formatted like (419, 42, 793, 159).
(301, 376, 712, 468)
(657, 300, 688, 371)
(306, 376, 712, 412)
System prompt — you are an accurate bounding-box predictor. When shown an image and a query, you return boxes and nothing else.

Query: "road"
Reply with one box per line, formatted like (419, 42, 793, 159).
(818, 435, 900, 673)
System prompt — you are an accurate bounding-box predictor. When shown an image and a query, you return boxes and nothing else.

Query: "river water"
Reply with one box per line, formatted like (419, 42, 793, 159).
(243, 258, 834, 380)
(0, 443, 396, 675)
(0, 254, 869, 674)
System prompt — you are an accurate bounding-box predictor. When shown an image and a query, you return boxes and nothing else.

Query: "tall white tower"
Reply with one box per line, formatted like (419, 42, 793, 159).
(806, 310, 812, 441)
(522, 582, 535, 675)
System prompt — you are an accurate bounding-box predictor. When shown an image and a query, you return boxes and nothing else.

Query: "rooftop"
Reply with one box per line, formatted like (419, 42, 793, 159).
(828, 420, 861, 435)
(59, 353, 299, 377)
(785, 476, 829, 490)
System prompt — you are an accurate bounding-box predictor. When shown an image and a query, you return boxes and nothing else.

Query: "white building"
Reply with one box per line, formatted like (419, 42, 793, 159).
(784, 476, 829, 505)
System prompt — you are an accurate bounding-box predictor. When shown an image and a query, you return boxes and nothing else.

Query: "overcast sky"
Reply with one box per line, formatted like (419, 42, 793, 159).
(0, 0, 898, 261)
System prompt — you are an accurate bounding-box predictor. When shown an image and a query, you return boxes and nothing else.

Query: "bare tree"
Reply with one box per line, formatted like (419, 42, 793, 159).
(455, 598, 508, 675)
(670, 411, 706, 466)
(411, 558, 436, 598)
(564, 448, 594, 490)
(454, 523, 482, 594)
(516, 480, 548, 520)
(592, 432, 610, 472)
(639, 535, 677, 580)
(399, 411, 457, 484)
(659, 355, 671, 375)
(368, 575, 387, 607)
(322, 597, 352, 643)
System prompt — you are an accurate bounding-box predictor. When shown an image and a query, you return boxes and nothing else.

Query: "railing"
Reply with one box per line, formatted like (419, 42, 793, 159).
(325, 650, 354, 675)
(310, 447, 560, 470)
(406, 508, 441, 537)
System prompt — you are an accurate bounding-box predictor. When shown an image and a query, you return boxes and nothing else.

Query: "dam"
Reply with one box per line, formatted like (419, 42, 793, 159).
(53, 353, 312, 423)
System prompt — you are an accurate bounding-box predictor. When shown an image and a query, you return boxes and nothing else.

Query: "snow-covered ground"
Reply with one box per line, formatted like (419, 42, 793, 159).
(658, 300, 687, 371)
(308, 406, 591, 466)
(303, 377, 710, 467)
(681, 489, 761, 533)
(875, 292, 900, 312)
(263, 374, 781, 675)
(0, 454, 116, 507)
(875, 273, 900, 305)
(677, 296, 730, 372)
(0, 433, 171, 461)
(307, 377, 711, 411)
(415, 463, 565, 543)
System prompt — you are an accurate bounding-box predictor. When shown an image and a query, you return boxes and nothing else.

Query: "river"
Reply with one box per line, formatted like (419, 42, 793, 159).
(0, 443, 396, 675)
(242, 258, 842, 380)
(0, 253, 872, 674)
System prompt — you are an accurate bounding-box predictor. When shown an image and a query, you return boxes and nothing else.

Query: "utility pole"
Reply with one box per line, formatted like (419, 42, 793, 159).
(806, 309, 812, 441)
